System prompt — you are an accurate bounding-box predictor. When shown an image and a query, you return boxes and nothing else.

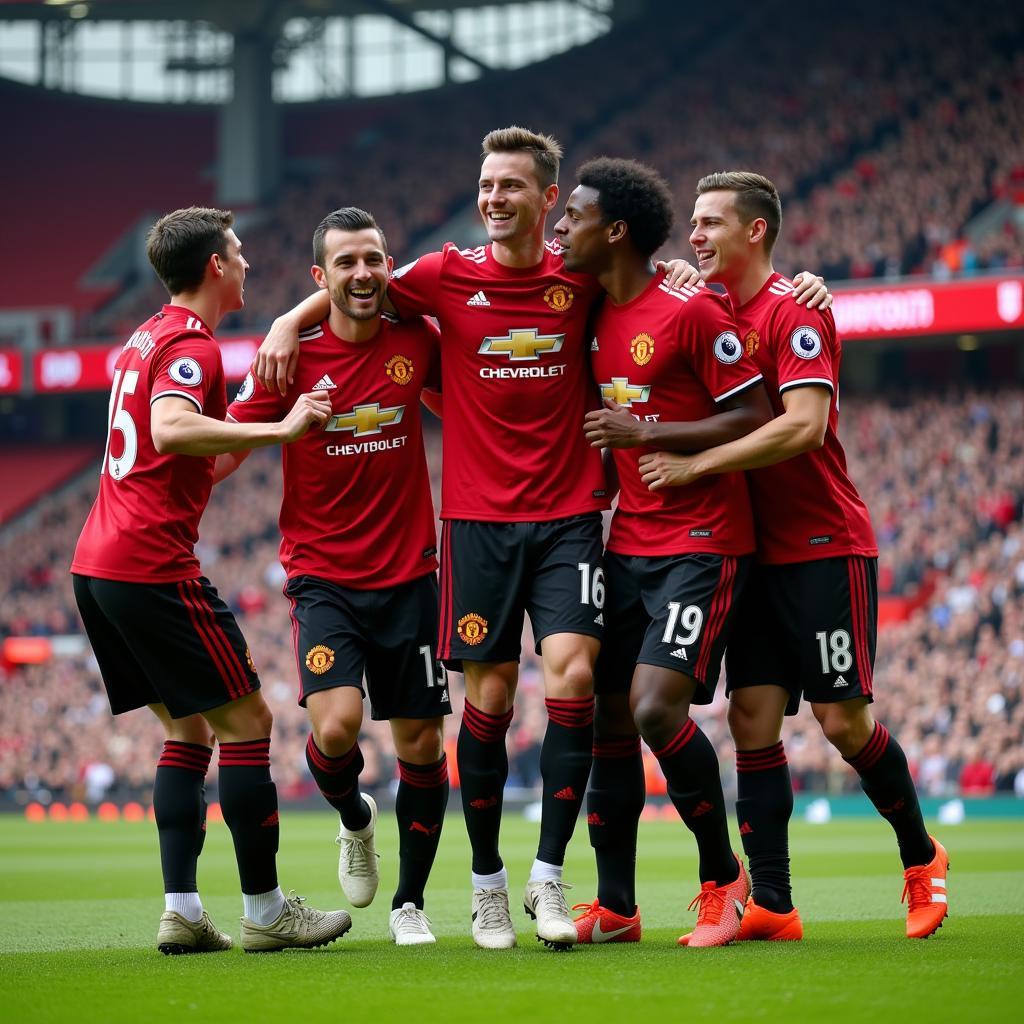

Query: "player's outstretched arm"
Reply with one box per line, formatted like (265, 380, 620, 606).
(152, 391, 332, 456)
(213, 449, 252, 484)
(583, 382, 772, 452)
(792, 271, 832, 310)
(638, 385, 829, 490)
(254, 291, 331, 395)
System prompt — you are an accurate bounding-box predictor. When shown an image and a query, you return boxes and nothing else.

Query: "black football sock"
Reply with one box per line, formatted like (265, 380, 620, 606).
(458, 702, 513, 875)
(589, 735, 644, 916)
(536, 697, 594, 865)
(653, 718, 736, 885)
(735, 742, 794, 913)
(217, 738, 279, 895)
(153, 741, 213, 893)
(393, 755, 449, 910)
(845, 721, 933, 869)
(305, 733, 371, 831)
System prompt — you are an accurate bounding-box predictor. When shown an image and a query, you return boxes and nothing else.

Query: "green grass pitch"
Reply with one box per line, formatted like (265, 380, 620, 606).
(2, 812, 1022, 1023)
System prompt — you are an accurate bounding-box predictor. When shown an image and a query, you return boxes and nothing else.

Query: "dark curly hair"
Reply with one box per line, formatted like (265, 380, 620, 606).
(576, 157, 674, 257)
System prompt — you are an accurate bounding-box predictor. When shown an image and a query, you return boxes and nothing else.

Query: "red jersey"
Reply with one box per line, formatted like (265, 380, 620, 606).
(735, 272, 877, 564)
(228, 315, 439, 589)
(72, 305, 225, 583)
(591, 274, 762, 557)
(389, 241, 607, 521)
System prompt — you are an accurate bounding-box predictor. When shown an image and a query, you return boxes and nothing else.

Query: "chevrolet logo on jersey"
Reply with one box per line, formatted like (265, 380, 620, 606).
(600, 377, 651, 407)
(326, 403, 405, 437)
(479, 329, 565, 361)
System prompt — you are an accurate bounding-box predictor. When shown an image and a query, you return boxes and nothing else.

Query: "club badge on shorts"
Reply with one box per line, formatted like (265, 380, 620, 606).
(457, 613, 488, 646)
(305, 644, 335, 675)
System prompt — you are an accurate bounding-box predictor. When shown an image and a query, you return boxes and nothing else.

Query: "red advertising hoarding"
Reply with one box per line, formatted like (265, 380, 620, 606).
(0, 348, 23, 393)
(33, 336, 259, 393)
(833, 275, 1024, 340)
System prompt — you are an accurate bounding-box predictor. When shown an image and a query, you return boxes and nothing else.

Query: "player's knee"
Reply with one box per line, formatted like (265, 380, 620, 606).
(815, 703, 871, 756)
(395, 723, 444, 764)
(630, 694, 674, 745)
(313, 717, 359, 757)
(248, 699, 274, 738)
(545, 653, 594, 699)
(594, 696, 635, 738)
(727, 699, 777, 748)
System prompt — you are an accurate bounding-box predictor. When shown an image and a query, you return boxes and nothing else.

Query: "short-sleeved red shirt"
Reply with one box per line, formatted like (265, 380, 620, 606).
(734, 273, 877, 564)
(389, 241, 608, 521)
(229, 315, 439, 589)
(73, 306, 226, 583)
(590, 275, 762, 556)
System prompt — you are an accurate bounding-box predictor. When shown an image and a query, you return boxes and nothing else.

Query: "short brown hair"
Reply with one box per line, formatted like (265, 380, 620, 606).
(313, 207, 387, 268)
(481, 126, 563, 188)
(146, 207, 234, 296)
(696, 171, 782, 254)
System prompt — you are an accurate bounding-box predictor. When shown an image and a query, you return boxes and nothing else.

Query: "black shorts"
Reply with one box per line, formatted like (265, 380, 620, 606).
(285, 573, 451, 721)
(72, 573, 260, 719)
(595, 552, 750, 703)
(436, 513, 605, 669)
(725, 556, 877, 714)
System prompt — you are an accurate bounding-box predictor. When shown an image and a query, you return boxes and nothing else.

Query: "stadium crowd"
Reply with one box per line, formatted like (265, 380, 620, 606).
(2, 387, 1022, 809)
(79, 0, 1023, 344)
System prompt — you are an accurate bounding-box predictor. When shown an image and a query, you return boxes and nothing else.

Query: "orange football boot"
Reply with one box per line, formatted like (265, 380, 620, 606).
(902, 835, 949, 938)
(736, 897, 803, 940)
(572, 900, 641, 943)
(678, 856, 750, 948)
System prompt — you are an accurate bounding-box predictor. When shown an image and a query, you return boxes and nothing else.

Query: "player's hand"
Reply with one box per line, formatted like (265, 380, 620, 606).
(583, 399, 645, 449)
(638, 451, 702, 490)
(254, 316, 301, 396)
(655, 258, 702, 290)
(278, 390, 333, 442)
(792, 271, 832, 310)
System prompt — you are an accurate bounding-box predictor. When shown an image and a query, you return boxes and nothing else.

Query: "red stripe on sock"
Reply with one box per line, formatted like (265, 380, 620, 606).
(545, 696, 595, 728)
(736, 741, 787, 772)
(652, 718, 697, 760)
(305, 734, 359, 773)
(158, 741, 213, 773)
(462, 701, 513, 743)
(848, 721, 889, 773)
(398, 756, 448, 788)
(219, 738, 270, 769)
(593, 735, 642, 758)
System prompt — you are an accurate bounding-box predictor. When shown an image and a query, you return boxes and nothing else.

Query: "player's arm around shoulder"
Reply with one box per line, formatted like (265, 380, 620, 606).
(153, 362, 333, 458)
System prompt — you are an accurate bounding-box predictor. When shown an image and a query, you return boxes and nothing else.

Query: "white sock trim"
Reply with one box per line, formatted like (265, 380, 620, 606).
(528, 859, 563, 884)
(165, 892, 203, 922)
(472, 866, 508, 891)
(243, 886, 286, 926)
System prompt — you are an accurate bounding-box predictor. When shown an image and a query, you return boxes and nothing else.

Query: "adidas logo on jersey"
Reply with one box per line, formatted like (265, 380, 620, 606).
(833, 675, 848, 688)
(467, 291, 491, 307)
(591, 337, 599, 351)
(312, 374, 336, 390)
(670, 647, 689, 660)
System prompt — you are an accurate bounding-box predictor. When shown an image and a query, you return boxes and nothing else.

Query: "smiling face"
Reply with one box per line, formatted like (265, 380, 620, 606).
(312, 227, 392, 321)
(553, 185, 612, 275)
(689, 189, 760, 286)
(219, 228, 249, 311)
(477, 151, 558, 248)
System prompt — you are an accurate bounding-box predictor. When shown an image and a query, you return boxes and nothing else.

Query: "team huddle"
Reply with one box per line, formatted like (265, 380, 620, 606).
(71, 126, 949, 955)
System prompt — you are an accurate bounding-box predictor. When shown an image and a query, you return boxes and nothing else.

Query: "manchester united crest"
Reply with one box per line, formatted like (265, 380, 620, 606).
(385, 354, 414, 385)
(745, 328, 760, 357)
(629, 332, 655, 366)
(305, 644, 335, 676)
(543, 285, 574, 312)
(457, 613, 489, 647)
(245, 647, 256, 673)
